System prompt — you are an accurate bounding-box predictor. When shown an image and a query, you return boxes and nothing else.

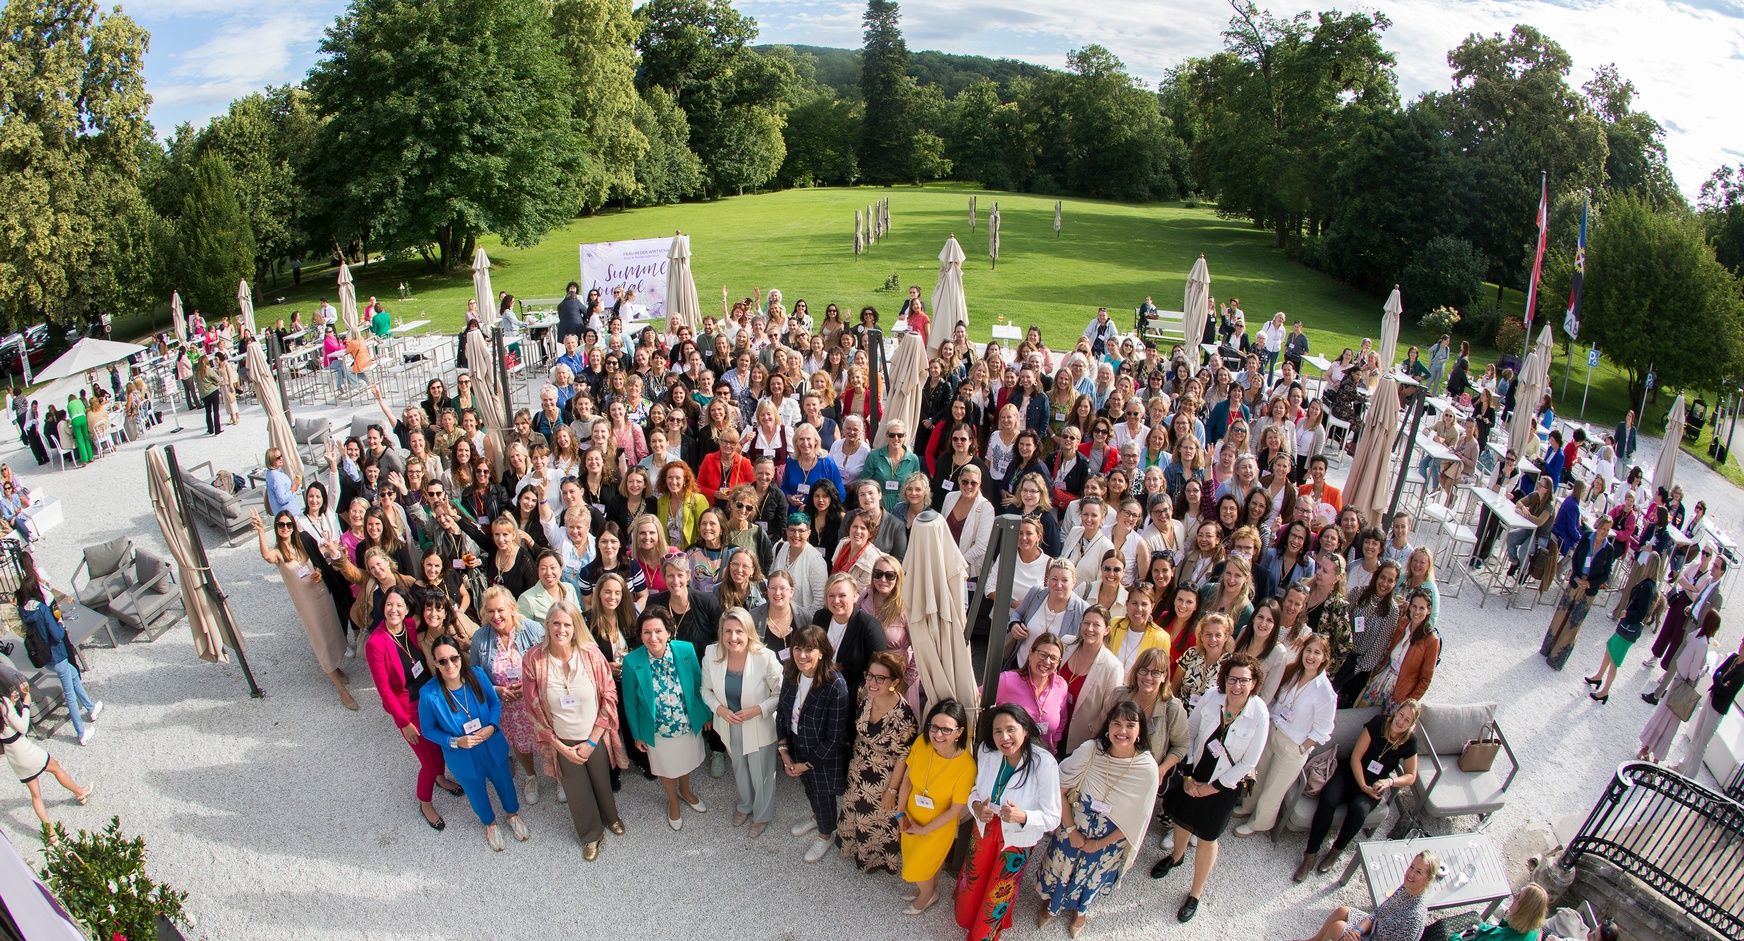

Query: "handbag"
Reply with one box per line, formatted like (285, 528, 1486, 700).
(1300, 745, 1339, 798)
(1665, 679, 1702, 722)
(1459, 721, 1501, 773)
(1615, 620, 1644, 643)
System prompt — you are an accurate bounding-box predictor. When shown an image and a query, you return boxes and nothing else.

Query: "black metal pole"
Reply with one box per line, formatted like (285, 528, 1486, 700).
(163, 445, 263, 698)
(1387, 386, 1428, 520)
(968, 516, 1024, 712)
(493, 330, 513, 427)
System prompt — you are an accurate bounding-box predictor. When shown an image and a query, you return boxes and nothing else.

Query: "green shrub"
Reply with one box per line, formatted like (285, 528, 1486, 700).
(1421, 305, 1461, 338)
(1461, 300, 1503, 343)
(40, 817, 190, 941)
(1494, 316, 1528, 356)
(1400, 235, 1487, 319)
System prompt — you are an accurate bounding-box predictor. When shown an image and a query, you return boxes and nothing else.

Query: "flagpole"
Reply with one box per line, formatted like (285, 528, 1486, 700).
(1561, 195, 1589, 400)
(1522, 170, 1548, 362)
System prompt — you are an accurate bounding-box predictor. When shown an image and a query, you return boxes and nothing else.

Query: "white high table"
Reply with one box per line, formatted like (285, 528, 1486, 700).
(1468, 486, 1539, 608)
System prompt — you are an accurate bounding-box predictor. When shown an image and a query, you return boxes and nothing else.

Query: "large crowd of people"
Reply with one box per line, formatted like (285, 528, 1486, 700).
(10, 285, 1684, 939)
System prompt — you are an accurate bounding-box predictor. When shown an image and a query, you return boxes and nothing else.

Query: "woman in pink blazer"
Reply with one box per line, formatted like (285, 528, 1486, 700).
(366, 586, 463, 830)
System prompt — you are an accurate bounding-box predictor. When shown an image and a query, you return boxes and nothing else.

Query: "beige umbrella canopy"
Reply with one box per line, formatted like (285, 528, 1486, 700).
(1054, 200, 1062, 237)
(875, 331, 927, 448)
(969, 195, 976, 232)
(1654, 394, 1686, 492)
(665, 233, 701, 334)
(929, 236, 967, 353)
(237, 279, 256, 337)
(472, 246, 495, 327)
(171, 291, 186, 345)
(1508, 326, 1555, 458)
(902, 512, 978, 720)
(145, 448, 232, 664)
(1344, 375, 1403, 526)
(337, 262, 360, 339)
(247, 341, 303, 483)
(464, 328, 508, 433)
(1379, 285, 1402, 372)
(1182, 254, 1211, 368)
(989, 204, 1001, 269)
(854, 211, 864, 257)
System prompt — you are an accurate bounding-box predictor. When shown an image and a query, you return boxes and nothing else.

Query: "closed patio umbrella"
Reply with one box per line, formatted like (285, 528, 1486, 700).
(146, 448, 234, 665)
(1183, 254, 1211, 368)
(875, 331, 927, 448)
(171, 291, 186, 345)
(1655, 394, 1686, 492)
(237, 279, 256, 337)
(465, 328, 508, 433)
(665, 233, 701, 334)
(1054, 200, 1062, 237)
(989, 205, 1001, 270)
(472, 247, 495, 329)
(903, 512, 978, 720)
(929, 236, 967, 353)
(337, 262, 359, 339)
(1508, 326, 1556, 458)
(1379, 285, 1402, 372)
(969, 195, 976, 232)
(854, 211, 863, 258)
(1344, 375, 1402, 526)
(247, 341, 303, 483)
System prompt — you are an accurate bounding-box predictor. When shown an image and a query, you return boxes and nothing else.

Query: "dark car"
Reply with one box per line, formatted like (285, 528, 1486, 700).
(0, 324, 50, 377)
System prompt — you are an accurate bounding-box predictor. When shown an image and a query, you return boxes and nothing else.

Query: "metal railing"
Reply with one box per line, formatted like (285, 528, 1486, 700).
(1561, 761, 1744, 940)
(1727, 763, 1744, 805)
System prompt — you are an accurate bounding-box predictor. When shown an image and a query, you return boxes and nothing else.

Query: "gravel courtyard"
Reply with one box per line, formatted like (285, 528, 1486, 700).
(4, 393, 1737, 941)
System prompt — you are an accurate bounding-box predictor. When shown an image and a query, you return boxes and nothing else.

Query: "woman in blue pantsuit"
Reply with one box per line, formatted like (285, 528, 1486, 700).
(421, 634, 529, 851)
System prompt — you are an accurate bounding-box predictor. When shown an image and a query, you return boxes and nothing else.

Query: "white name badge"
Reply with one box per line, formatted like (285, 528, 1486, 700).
(913, 794, 935, 810)
(410, 661, 424, 678)
(1208, 739, 1228, 759)
(1367, 759, 1385, 775)
(942, 480, 955, 491)
(1353, 615, 1367, 634)
(560, 694, 580, 710)
(798, 483, 810, 494)
(505, 665, 522, 682)
(1089, 798, 1112, 815)
(778, 648, 792, 661)
(886, 480, 898, 491)
(1188, 693, 1203, 708)
(462, 718, 482, 734)
(1037, 720, 1051, 735)
(453, 559, 466, 570)
(1054, 412, 1066, 422)
(1275, 704, 1294, 722)
(296, 564, 313, 579)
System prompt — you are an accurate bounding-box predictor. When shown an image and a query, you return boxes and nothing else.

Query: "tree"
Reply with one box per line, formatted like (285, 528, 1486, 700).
(1399, 235, 1487, 319)
(1700, 165, 1744, 276)
(0, 0, 150, 330)
(1582, 195, 1744, 403)
(553, 0, 648, 209)
(172, 154, 254, 315)
(1180, 4, 1398, 245)
(307, 0, 581, 271)
(946, 79, 1033, 191)
(1583, 64, 1681, 209)
(858, 0, 911, 185)
(631, 86, 703, 205)
(1432, 25, 1608, 293)
(780, 96, 860, 186)
(182, 87, 320, 286)
(634, 0, 797, 195)
(1053, 46, 1185, 201)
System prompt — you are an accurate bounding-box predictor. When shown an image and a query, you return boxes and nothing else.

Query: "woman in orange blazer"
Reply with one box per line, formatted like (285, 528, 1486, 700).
(1357, 588, 1439, 708)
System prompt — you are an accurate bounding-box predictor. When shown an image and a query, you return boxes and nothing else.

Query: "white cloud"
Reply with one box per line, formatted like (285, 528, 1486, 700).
(743, 0, 1744, 195)
(141, 9, 330, 126)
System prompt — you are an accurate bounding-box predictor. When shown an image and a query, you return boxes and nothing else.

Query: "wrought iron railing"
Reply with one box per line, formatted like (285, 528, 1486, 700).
(1561, 761, 1744, 940)
(1727, 763, 1744, 805)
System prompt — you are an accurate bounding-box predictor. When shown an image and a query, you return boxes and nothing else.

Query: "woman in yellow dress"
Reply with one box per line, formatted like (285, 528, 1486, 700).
(889, 698, 976, 916)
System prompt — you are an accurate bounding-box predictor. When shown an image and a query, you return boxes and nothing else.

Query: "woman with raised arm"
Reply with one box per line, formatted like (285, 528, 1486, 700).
(251, 509, 358, 710)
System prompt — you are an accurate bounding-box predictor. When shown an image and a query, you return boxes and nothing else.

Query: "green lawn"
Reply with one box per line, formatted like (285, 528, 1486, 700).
(115, 181, 1742, 481)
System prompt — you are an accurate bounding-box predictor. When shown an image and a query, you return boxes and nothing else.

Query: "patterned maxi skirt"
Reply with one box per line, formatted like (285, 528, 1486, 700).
(955, 819, 1034, 941)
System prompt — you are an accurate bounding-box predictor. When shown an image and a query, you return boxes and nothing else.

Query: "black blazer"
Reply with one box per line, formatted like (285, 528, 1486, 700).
(647, 589, 723, 653)
(776, 671, 852, 789)
(808, 608, 889, 695)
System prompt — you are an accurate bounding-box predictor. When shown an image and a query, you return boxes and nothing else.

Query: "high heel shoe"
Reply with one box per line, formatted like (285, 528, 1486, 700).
(1583, 676, 1601, 688)
(1590, 691, 1609, 704)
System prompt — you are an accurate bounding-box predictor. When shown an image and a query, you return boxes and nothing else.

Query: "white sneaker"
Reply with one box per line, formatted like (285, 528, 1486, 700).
(791, 818, 817, 837)
(555, 779, 567, 804)
(86, 701, 103, 722)
(803, 836, 832, 863)
(524, 777, 540, 805)
(345, 636, 357, 659)
(78, 727, 94, 746)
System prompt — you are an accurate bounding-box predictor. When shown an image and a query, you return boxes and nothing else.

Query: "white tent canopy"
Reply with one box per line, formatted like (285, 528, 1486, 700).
(32, 337, 147, 384)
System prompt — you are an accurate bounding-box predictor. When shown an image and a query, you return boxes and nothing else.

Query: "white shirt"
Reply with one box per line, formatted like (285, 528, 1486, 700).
(791, 674, 814, 729)
(1111, 421, 1148, 451)
(1268, 673, 1336, 748)
(970, 746, 1062, 849)
(829, 440, 870, 484)
(826, 618, 848, 653)
(1259, 321, 1287, 353)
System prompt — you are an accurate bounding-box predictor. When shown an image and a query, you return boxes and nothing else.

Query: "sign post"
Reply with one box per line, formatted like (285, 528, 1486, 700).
(1581, 347, 1598, 416)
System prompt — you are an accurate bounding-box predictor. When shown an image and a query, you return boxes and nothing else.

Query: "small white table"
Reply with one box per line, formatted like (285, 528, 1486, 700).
(990, 324, 1022, 342)
(1416, 433, 1457, 463)
(1342, 833, 1511, 918)
(1469, 486, 1539, 607)
(391, 319, 431, 335)
(1301, 353, 1331, 374)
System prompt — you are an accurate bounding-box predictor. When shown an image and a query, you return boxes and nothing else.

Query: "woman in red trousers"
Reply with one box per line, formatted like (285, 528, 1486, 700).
(366, 586, 464, 829)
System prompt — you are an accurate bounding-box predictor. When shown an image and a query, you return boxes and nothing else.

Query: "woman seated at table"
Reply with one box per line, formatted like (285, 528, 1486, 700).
(1462, 885, 1551, 941)
(1295, 699, 1421, 881)
(1289, 850, 1438, 941)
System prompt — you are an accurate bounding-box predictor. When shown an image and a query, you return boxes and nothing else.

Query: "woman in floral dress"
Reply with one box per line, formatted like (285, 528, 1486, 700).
(469, 586, 549, 802)
(835, 651, 919, 873)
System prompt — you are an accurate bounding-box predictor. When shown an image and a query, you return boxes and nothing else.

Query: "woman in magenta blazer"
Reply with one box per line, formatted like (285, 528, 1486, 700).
(366, 586, 464, 830)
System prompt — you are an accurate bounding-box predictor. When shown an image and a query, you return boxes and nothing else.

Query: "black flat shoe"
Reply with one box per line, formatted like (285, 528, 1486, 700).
(1590, 692, 1608, 704)
(422, 808, 446, 831)
(1177, 896, 1199, 922)
(1149, 855, 1180, 880)
(1642, 692, 1660, 706)
(436, 778, 464, 797)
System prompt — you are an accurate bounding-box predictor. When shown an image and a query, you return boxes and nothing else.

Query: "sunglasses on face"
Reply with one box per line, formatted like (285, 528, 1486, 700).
(436, 656, 461, 666)
(275, 522, 294, 530)
(872, 570, 897, 581)
(734, 502, 755, 512)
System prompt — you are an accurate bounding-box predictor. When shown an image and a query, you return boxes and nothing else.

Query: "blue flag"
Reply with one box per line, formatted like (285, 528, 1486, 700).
(1564, 200, 1587, 340)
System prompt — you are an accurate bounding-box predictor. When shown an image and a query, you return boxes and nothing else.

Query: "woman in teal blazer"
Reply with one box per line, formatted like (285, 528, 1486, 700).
(420, 635, 528, 851)
(622, 607, 711, 830)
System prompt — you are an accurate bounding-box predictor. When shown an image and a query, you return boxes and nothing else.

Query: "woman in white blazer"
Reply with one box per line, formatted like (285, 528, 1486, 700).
(959, 703, 1062, 938)
(701, 608, 786, 837)
(1150, 653, 1269, 923)
(1235, 634, 1335, 837)
(1061, 605, 1126, 753)
(940, 463, 996, 580)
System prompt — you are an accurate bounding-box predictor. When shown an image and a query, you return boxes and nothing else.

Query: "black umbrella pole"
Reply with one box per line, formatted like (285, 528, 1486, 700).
(493, 331, 513, 426)
(972, 516, 1024, 713)
(1387, 391, 1427, 520)
(165, 446, 263, 698)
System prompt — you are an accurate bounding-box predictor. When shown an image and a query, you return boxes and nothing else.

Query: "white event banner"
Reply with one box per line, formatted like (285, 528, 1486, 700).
(578, 237, 673, 321)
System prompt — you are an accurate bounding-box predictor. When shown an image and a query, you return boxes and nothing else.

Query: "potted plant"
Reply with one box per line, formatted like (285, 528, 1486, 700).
(40, 817, 191, 941)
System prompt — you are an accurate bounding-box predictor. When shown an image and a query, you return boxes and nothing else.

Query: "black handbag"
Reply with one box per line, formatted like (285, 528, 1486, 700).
(1615, 620, 1644, 643)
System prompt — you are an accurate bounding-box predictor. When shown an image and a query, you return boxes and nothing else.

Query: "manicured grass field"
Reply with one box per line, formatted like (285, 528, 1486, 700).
(119, 181, 1744, 481)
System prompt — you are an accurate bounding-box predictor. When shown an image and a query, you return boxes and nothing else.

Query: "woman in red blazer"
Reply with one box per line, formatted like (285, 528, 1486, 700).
(366, 586, 463, 830)
(697, 426, 756, 506)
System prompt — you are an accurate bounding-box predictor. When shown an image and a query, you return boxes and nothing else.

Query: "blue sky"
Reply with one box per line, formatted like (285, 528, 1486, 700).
(132, 0, 1743, 198)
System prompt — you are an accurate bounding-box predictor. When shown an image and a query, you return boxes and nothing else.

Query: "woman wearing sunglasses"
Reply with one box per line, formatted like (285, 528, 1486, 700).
(364, 586, 463, 831)
(418, 634, 529, 851)
(251, 509, 357, 711)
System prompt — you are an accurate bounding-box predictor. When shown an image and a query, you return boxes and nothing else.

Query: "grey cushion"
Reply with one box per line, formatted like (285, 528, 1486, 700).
(1329, 707, 1382, 749)
(135, 553, 174, 594)
(292, 418, 329, 446)
(110, 586, 180, 629)
(348, 414, 374, 441)
(77, 572, 128, 607)
(1416, 702, 1496, 757)
(1416, 762, 1510, 817)
(83, 537, 132, 580)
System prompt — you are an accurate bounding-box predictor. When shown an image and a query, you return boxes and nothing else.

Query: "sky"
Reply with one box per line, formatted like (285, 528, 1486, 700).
(130, 0, 1744, 200)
